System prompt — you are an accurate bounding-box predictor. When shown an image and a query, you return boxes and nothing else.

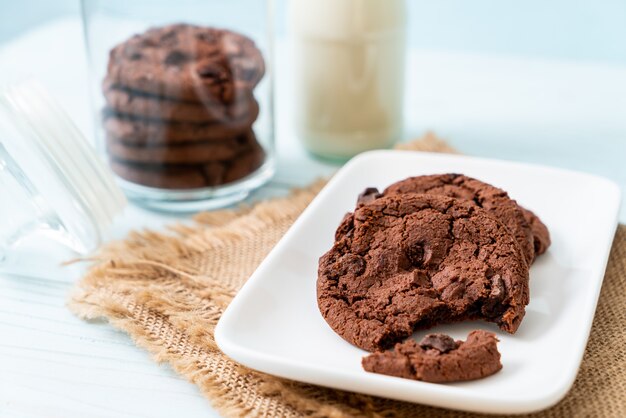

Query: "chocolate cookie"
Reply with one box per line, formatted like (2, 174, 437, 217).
(103, 101, 259, 144)
(521, 207, 551, 257)
(223, 140, 266, 183)
(318, 193, 529, 352)
(110, 160, 224, 189)
(106, 130, 258, 164)
(110, 145, 264, 189)
(103, 84, 256, 123)
(105, 24, 265, 103)
(382, 174, 535, 266)
(362, 330, 502, 383)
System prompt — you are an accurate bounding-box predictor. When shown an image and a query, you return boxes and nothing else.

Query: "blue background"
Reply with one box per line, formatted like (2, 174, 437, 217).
(2, 0, 625, 65)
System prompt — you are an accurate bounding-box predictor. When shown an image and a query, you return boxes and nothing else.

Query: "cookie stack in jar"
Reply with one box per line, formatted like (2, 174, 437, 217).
(101, 23, 265, 189)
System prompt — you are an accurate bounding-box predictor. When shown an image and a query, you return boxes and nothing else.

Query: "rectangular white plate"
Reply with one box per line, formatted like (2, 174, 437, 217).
(215, 150, 621, 414)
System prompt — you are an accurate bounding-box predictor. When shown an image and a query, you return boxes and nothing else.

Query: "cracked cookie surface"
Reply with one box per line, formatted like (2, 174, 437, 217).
(362, 330, 502, 382)
(105, 24, 265, 103)
(317, 193, 529, 352)
(383, 174, 536, 265)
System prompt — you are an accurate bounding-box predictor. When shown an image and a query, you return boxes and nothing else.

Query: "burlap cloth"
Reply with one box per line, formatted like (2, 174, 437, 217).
(69, 134, 625, 417)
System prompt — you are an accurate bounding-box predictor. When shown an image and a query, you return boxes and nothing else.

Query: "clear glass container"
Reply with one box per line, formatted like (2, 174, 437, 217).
(81, 0, 275, 211)
(0, 81, 126, 279)
(289, 0, 407, 161)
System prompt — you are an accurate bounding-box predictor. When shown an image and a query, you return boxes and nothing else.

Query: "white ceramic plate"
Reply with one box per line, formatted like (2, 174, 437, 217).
(215, 150, 621, 414)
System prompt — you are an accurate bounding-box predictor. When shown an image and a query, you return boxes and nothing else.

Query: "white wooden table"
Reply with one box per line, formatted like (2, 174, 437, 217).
(1, 18, 625, 418)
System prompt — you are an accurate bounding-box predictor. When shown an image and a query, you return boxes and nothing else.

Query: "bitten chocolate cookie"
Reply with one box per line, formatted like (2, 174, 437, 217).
(105, 24, 265, 103)
(362, 330, 502, 383)
(318, 193, 529, 352)
(103, 101, 259, 144)
(382, 174, 535, 265)
(520, 207, 551, 257)
(106, 130, 258, 164)
(103, 84, 256, 123)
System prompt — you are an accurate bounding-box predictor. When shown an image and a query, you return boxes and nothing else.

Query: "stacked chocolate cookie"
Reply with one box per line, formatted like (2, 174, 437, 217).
(102, 24, 266, 189)
(318, 174, 551, 382)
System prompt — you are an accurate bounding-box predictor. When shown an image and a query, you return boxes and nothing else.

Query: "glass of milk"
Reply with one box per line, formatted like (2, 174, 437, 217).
(289, 0, 407, 160)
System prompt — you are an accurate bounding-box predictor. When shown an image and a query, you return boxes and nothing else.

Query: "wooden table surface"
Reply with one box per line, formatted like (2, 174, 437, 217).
(1, 18, 625, 418)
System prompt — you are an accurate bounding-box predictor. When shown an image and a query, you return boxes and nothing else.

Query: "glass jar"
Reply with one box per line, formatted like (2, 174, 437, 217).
(81, 0, 275, 211)
(0, 81, 126, 279)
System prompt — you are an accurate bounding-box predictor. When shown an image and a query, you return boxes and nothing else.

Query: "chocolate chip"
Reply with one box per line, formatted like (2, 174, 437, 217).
(129, 52, 143, 61)
(197, 62, 227, 79)
(235, 57, 259, 81)
(490, 274, 504, 300)
(197, 66, 218, 78)
(124, 45, 144, 60)
(371, 251, 410, 274)
(139, 38, 157, 48)
(482, 273, 506, 317)
(357, 187, 382, 206)
(405, 243, 425, 267)
(484, 267, 492, 276)
(160, 30, 178, 43)
(342, 254, 366, 276)
(196, 32, 218, 42)
(419, 333, 458, 353)
(164, 50, 191, 66)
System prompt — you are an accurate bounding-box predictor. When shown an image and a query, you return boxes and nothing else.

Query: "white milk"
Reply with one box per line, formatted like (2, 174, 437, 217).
(289, 0, 407, 159)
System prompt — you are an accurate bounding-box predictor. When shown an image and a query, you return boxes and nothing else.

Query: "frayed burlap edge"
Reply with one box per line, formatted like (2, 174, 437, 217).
(68, 132, 626, 418)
